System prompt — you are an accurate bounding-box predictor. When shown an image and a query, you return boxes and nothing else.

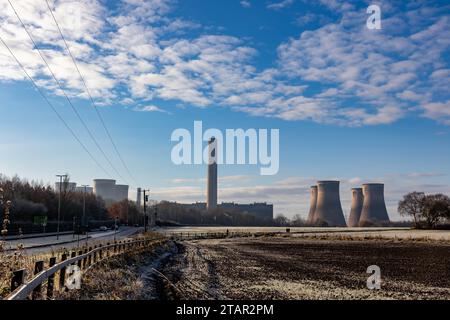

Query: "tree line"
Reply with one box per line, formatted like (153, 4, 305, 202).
(398, 192, 450, 229)
(0, 174, 117, 234)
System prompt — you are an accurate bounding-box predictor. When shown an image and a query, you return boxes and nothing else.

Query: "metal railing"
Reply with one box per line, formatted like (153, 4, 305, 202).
(6, 237, 165, 300)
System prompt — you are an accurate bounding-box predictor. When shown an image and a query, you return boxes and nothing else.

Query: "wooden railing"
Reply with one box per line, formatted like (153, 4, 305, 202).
(6, 237, 165, 300)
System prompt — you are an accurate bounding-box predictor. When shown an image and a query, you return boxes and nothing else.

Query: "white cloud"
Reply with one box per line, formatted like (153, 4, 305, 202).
(0, 0, 449, 127)
(267, 0, 294, 11)
(240, 1, 251, 8)
(134, 104, 170, 114)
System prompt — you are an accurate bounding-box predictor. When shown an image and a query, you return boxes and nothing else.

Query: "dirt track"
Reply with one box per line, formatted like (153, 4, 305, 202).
(159, 236, 450, 300)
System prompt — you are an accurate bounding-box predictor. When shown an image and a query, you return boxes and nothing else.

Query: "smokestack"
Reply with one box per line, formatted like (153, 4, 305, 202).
(307, 186, 318, 224)
(314, 181, 346, 227)
(206, 137, 218, 210)
(348, 188, 364, 227)
(136, 187, 142, 209)
(359, 183, 390, 226)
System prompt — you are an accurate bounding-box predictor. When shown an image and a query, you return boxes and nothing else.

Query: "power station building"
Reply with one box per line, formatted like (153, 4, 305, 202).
(54, 182, 76, 193)
(177, 202, 273, 220)
(93, 179, 129, 205)
(347, 188, 364, 227)
(308, 181, 390, 227)
(359, 183, 390, 226)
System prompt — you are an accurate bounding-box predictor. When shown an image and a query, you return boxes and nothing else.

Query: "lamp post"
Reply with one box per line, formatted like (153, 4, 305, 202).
(56, 174, 68, 240)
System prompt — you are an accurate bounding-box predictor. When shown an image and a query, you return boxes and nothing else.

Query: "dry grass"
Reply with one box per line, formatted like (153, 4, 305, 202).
(56, 240, 171, 300)
(0, 232, 165, 299)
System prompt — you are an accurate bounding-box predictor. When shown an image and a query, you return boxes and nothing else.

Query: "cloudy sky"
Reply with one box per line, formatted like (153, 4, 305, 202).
(0, 0, 449, 220)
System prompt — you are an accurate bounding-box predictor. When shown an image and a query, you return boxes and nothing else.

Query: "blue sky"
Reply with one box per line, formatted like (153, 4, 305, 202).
(0, 0, 449, 219)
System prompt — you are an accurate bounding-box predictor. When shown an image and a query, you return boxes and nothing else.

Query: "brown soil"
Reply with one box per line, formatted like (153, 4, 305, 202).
(159, 236, 450, 300)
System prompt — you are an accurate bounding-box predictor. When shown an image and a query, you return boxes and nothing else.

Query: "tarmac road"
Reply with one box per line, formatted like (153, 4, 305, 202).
(3, 227, 142, 255)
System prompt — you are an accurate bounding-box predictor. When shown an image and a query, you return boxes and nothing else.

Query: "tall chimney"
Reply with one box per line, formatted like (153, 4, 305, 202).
(206, 137, 218, 210)
(136, 187, 142, 210)
(314, 181, 346, 227)
(307, 186, 318, 224)
(348, 188, 363, 227)
(359, 183, 390, 226)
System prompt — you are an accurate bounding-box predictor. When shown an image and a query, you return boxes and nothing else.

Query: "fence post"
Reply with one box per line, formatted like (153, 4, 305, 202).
(88, 247, 92, 266)
(106, 243, 110, 257)
(10, 269, 26, 293)
(99, 245, 103, 260)
(93, 245, 97, 262)
(46, 257, 57, 299)
(32, 261, 44, 300)
(76, 251, 82, 268)
(59, 253, 67, 290)
(82, 248, 88, 268)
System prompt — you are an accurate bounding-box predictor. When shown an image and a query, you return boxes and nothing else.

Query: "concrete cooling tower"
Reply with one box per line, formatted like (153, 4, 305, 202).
(115, 184, 129, 202)
(347, 188, 364, 227)
(359, 183, 390, 226)
(93, 179, 116, 203)
(307, 186, 318, 224)
(314, 181, 346, 227)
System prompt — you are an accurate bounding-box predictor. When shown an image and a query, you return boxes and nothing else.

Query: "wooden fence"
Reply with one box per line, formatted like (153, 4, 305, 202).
(6, 237, 165, 300)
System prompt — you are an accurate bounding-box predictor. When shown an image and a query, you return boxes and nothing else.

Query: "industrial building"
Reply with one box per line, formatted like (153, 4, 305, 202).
(176, 202, 273, 220)
(348, 188, 364, 227)
(359, 183, 390, 226)
(93, 179, 129, 205)
(75, 186, 93, 194)
(54, 182, 76, 193)
(307, 180, 391, 227)
(307, 186, 318, 224)
(313, 180, 347, 227)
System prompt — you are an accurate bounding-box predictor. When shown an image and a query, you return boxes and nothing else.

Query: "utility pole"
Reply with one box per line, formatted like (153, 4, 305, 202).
(143, 189, 150, 232)
(56, 174, 67, 240)
(81, 185, 89, 247)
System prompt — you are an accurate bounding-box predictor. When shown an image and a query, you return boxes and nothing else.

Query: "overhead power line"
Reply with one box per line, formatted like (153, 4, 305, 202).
(0, 35, 111, 177)
(45, 0, 139, 187)
(7, 0, 129, 184)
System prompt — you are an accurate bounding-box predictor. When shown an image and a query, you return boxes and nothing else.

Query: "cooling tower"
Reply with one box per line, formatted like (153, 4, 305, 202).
(314, 181, 346, 227)
(347, 188, 364, 227)
(93, 179, 116, 203)
(115, 184, 129, 202)
(206, 137, 218, 210)
(55, 182, 76, 193)
(359, 183, 390, 226)
(307, 186, 318, 224)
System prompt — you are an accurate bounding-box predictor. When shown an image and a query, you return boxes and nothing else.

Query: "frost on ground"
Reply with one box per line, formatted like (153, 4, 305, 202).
(159, 237, 450, 300)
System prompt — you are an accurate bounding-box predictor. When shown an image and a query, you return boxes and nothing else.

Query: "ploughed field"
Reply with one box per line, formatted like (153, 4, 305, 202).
(160, 236, 450, 300)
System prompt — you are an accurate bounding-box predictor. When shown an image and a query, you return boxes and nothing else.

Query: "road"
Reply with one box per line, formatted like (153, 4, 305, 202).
(3, 227, 142, 255)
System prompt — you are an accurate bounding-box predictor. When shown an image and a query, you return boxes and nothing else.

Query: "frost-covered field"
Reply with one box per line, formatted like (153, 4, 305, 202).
(160, 226, 450, 241)
(158, 237, 450, 300)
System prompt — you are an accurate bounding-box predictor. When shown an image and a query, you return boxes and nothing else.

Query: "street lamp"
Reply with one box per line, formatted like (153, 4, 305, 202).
(56, 174, 68, 240)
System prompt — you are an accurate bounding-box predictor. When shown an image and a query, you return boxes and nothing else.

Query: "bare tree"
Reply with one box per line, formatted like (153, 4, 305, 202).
(398, 192, 425, 227)
(422, 194, 450, 229)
